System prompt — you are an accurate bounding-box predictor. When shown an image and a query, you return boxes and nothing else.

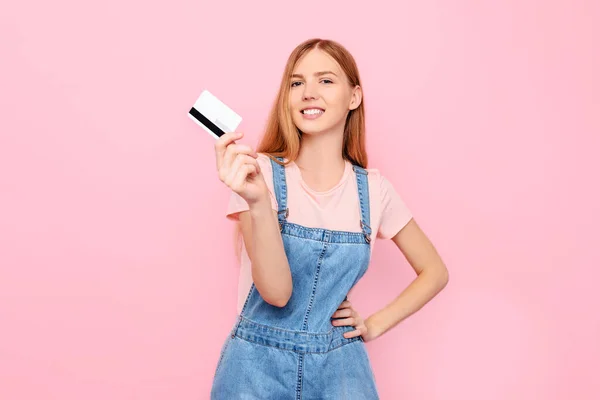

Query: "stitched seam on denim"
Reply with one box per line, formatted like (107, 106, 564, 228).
(271, 157, 288, 226)
(236, 317, 360, 344)
(239, 284, 255, 316)
(281, 230, 368, 245)
(239, 315, 338, 336)
(283, 234, 370, 244)
(355, 170, 372, 244)
(283, 222, 365, 236)
(236, 324, 362, 348)
(234, 334, 302, 353)
(283, 234, 366, 244)
(296, 353, 304, 399)
(234, 332, 361, 354)
(302, 238, 328, 331)
(352, 165, 368, 175)
(284, 235, 369, 245)
(326, 337, 363, 352)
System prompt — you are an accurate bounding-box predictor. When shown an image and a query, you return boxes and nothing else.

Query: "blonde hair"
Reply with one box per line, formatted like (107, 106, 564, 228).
(258, 38, 368, 168)
(234, 38, 368, 260)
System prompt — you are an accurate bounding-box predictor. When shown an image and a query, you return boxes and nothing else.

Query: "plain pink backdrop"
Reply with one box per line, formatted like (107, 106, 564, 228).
(1, 0, 599, 399)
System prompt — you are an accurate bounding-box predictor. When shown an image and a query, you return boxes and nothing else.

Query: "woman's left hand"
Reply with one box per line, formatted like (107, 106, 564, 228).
(331, 300, 375, 342)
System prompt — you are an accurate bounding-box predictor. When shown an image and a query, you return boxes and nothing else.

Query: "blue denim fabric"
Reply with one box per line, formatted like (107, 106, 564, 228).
(211, 157, 380, 399)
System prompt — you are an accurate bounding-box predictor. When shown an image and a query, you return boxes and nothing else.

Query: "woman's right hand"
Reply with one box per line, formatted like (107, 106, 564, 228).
(214, 132, 269, 206)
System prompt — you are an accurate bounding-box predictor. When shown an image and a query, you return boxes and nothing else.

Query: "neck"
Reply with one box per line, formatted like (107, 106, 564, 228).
(296, 130, 345, 169)
(294, 128, 346, 191)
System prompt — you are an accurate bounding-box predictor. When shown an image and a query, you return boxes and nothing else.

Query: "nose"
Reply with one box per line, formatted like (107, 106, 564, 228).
(302, 81, 319, 101)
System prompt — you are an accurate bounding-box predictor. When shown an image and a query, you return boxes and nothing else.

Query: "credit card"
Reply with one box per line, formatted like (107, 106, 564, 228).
(188, 90, 242, 139)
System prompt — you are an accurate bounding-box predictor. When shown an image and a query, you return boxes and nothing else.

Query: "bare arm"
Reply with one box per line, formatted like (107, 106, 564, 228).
(365, 218, 449, 340)
(214, 131, 292, 307)
(239, 203, 292, 307)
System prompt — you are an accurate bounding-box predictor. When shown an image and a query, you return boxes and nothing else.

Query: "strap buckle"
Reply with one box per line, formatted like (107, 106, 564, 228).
(360, 220, 371, 243)
(278, 208, 289, 230)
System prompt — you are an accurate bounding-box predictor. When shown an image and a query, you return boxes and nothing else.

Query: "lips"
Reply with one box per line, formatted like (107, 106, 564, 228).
(301, 107, 325, 115)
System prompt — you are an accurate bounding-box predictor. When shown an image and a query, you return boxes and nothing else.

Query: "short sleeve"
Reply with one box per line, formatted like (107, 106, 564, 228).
(226, 153, 279, 221)
(376, 175, 413, 239)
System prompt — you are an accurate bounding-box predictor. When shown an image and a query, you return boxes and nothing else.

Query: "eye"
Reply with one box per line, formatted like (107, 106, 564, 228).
(321, 79, 333, 84)
(291, 81, 302, 87)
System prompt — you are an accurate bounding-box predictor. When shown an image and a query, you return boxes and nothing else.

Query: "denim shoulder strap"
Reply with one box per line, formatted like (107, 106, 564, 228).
(269, 156, 289, 229)
(352, 165, 372, 244)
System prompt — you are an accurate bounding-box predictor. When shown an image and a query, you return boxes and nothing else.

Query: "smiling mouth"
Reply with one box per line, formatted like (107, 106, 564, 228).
(301, 108, 325, 115)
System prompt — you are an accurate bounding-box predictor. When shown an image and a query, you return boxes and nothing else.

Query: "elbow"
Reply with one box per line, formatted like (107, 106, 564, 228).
(252, 263, 293, 308)
(423, 263, 449, 292)
(439, 265, 449, 289)
(268, 294, 291, 308)
(263, 283, 292, 308)
(256, 279, 292, 308)
(263, 291, 291, 308)
(266, 285, 292, 308)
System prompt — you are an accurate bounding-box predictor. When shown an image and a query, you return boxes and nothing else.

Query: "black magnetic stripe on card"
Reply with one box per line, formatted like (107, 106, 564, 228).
(189, 107, 226, 137)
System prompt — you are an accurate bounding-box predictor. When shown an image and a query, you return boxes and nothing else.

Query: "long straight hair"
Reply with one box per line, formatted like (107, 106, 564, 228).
(257, 38, 368, 168)
(233, 38, 368, 259)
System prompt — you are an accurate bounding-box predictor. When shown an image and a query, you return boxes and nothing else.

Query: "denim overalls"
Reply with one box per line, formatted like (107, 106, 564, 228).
(211, 157, 380, 399)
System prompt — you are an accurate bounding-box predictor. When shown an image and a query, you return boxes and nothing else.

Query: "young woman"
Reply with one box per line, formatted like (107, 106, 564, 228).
(210, 38, 449, 399)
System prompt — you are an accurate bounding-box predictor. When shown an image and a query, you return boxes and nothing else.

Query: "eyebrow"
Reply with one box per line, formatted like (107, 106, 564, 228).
(291, 71, 338, 79)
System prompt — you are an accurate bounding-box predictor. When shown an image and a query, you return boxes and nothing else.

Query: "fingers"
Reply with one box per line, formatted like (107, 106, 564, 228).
(331, 301, 367, 339)
(332, 316, 356, 326)
(223, 145, 258, 175)
(226, 154, 260, 182)
(331, 308, 354, 319)
(331, 309, 361, 327)
(216, 135, 260, 187)
(230, 164, 259, 192)
(343, 326, 367, 339)
(227, 157, 260, 192)
(214, 132, 242, 169)
(336, 300, 352, 310)
(215, 132, 258, 170)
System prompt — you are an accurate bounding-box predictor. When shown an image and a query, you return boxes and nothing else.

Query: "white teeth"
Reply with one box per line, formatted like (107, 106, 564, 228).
(302, 109, 324, 115)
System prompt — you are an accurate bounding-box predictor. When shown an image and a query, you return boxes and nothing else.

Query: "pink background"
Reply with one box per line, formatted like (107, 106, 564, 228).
(1, 0, 599, 399)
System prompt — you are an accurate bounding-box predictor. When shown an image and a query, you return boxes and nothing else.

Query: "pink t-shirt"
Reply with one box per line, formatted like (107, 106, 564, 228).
(226, 153, 413, 313)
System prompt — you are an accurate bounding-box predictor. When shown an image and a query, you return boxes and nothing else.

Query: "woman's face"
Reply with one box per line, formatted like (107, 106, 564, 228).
(289, 49, 361, 137)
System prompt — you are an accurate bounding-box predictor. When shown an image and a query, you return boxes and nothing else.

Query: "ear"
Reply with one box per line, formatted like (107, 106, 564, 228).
(349, 85, 362, 111)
